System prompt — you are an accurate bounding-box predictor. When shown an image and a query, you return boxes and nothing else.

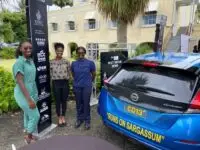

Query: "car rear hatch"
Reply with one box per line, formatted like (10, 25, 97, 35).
(104, 60, 199, 130)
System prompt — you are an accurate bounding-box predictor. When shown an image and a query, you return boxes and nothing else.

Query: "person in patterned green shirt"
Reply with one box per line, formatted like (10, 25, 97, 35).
(12, 41, 40, 144)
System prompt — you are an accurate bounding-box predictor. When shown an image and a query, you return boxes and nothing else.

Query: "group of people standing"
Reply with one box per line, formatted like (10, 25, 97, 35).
(12, 40, 96, 144)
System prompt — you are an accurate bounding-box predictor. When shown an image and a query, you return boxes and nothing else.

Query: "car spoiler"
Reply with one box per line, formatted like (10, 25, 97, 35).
(122, 59, 199, 76)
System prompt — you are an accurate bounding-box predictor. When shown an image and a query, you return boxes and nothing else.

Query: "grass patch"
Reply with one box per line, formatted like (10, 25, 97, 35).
(0, 59, 15, 72)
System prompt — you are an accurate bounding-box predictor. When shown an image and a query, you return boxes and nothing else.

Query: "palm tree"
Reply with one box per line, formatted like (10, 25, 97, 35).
(96, 0, 149, 44)
(53, 0, 73, 8)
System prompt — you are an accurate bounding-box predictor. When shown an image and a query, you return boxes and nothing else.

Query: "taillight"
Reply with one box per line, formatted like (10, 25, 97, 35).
(179, 140, 199, 145)
(104, 79, 109, 84)
(103, 76, 113, 88)
(187, 90, 200, 113)
(142, 62, 159, 67)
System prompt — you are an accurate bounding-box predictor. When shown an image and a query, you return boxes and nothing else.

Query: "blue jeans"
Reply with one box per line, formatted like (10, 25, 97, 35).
(73, 86, 92, 123)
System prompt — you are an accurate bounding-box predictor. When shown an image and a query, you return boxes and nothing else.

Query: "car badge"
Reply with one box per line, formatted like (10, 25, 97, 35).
(130, 93, 139, 102)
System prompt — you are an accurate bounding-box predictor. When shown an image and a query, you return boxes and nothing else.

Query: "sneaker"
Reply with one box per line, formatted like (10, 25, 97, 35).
(75, 120, 83, 128)
(85, 123, 90, 130)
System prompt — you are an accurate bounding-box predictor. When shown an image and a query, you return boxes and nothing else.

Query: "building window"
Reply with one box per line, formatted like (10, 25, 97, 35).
(111, 21, 117, 28)
(108, 20, 117, 29)
(68, 21, 75, 31)
(142, 11, 157, 25)
(52, 23, 58, 31)
(86, 43, 99, 60)
(88, 19, 96, 29)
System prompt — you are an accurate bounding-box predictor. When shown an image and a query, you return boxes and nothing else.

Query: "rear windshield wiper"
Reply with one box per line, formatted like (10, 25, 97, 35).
(136, 85, 175, 96)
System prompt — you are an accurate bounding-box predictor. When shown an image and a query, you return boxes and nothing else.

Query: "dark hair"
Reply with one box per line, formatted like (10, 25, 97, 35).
(15, 40, 31, 58)
(76, 46, 86, 54)
(194, 45, 198, 49)
(54, 42, 64, 50)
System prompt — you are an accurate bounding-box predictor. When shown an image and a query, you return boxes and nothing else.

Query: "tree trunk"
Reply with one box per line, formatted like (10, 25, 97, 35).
(117, 20, 127, 46)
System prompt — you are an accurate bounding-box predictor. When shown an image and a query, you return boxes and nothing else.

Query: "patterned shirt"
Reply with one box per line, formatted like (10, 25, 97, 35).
(50, 58, 70, 80)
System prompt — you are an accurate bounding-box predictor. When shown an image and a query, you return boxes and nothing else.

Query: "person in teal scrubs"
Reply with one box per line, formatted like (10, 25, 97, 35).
(12, 41, 40, 144)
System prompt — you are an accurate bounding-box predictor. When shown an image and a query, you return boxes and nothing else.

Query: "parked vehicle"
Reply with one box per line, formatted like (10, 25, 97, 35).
(9, 42, 19, 48)
(0, 42, 9, 49)
(98, 52, 200, 150)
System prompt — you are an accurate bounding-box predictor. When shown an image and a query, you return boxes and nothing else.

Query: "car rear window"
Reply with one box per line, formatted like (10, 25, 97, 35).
(109, 65, 196, 103)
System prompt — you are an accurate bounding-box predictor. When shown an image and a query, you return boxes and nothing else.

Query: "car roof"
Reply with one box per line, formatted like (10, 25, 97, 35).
(131, 52, 200, 70)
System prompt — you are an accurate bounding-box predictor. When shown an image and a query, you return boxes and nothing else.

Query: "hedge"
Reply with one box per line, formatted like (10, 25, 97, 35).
(0, 67, 19, 114)
(0, 47, 15, 59)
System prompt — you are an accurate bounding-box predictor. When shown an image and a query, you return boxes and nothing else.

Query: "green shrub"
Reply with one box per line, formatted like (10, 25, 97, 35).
(96, 71, 101, 92)
(109, 42, 118, 49)
(135, 43, 153, 56)
(0, 67, 19, 114)
(0, 47, 15, 59)
(69, 42, 78, 57)
(138, 42, 154, 49)
(72, 51, 78, 60)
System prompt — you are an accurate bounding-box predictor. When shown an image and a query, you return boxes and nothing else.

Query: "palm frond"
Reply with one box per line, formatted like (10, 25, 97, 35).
(53, 0, 73, 8)
(96, 0, 149, 24)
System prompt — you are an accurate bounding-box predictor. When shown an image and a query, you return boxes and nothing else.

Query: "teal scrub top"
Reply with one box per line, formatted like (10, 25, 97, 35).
(12, 56, 38, 102)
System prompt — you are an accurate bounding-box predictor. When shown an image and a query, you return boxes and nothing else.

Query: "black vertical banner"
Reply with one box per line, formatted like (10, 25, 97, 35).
(26, 0, 52, 133)
(154, 15, 167, 52)
(157, 23, 165, 51)
(154, 24, 160, 52)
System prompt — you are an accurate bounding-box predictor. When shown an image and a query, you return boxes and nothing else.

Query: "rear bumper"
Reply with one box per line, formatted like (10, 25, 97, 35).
(98, 106, 200, 150)
(99, 110, 168, 150)
(103, 118, 166, 150)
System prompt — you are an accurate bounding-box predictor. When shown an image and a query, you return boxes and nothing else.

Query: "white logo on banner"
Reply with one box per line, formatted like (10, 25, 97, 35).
(37, 50, 46, 63)
(39, 74, 47, 83)
(36, 10, 42, 20)
(37, 66, 47, 72)
(39, 88, 50, 101)
(35, 10, 43, 26)
(40, 114, 49, 124)
(36, 38, 46, 47)
(40, 102, 48, 113)
(37, 0, 45, 3)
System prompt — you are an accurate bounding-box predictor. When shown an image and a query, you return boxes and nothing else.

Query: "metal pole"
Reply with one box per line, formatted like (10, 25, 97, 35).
(172, 0, 177, 36)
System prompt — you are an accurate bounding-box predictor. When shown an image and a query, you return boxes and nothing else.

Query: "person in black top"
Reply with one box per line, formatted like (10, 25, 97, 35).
(193, 45, 199, 53)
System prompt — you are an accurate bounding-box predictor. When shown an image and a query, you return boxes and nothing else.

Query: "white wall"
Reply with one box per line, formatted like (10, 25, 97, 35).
(179, 6, 191, 27)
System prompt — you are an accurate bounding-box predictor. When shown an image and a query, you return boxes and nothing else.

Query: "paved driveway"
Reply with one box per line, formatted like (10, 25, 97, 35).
(0, 101, 148, 150)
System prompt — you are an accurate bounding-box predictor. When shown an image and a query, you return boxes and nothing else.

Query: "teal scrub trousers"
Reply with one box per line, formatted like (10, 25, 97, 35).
(13, 56, 40, 134)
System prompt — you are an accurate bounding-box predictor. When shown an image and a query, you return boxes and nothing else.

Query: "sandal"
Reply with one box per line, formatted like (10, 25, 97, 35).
(62, 121, 66, 126)
(31, 135, 38, 141)
(61, 116, 66, 126)
(58, 117, 63, 127)
(24, 136, 31, 144)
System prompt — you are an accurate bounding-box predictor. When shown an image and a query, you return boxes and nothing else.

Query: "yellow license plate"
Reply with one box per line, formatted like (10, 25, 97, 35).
(125, 105, 146, 118)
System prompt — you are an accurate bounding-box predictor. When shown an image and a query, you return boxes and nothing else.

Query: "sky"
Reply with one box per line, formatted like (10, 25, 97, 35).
(0, 0, 64, 12)
(0, 0, 18, 12)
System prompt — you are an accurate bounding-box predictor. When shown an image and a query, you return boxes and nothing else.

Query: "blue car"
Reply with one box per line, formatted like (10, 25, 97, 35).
(98, 52, 200, 150)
